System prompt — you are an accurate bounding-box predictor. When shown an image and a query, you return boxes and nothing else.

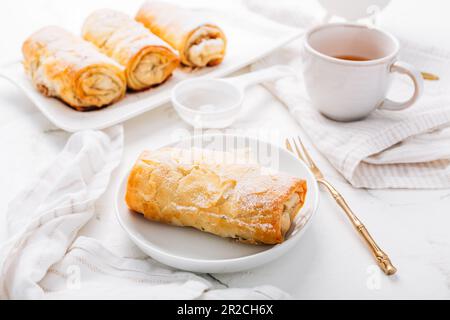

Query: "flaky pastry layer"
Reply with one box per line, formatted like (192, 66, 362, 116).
(82, 9, 179, 91)
(125, 148, 307, 244)
(136, 1, 227, 67)
(22, 26, 126, 111)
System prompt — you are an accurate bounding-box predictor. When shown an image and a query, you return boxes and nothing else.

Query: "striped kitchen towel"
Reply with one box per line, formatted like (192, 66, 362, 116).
(0, 125, 288, 300)
(246, 0, 450, 189)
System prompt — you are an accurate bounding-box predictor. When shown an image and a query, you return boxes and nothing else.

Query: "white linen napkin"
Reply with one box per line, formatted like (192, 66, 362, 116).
(245, 0, 450, 189)
(0, 125, 289, 300)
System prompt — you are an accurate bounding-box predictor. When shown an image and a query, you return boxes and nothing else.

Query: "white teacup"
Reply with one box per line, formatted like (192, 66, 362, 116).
(302, 23, 424, 121)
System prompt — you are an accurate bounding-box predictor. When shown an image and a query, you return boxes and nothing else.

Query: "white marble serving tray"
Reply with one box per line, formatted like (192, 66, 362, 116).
(0, 8, 303, 132)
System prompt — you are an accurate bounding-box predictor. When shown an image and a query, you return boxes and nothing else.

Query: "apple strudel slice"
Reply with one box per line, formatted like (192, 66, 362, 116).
(125, 148, 307, 245)
(22, 26, 126, 111)
(136, 1, 227, 67)
(82, 9, 179, 91)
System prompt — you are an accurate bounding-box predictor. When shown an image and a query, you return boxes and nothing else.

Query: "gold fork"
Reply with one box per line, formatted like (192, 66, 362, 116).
(286, 136, 397, 276)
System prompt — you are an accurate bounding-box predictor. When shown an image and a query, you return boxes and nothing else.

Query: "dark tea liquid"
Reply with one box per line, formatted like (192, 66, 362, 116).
(333, 55, 371, 61)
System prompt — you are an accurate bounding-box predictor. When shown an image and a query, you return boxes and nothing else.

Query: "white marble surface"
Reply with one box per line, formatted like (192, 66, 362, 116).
(1, 0, 450, 299)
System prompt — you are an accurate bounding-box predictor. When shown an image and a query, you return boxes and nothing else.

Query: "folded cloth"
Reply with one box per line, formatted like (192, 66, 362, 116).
(0, 125, 289, 300)
(245, 0, 450, 189)
(39, 237, 288, 300)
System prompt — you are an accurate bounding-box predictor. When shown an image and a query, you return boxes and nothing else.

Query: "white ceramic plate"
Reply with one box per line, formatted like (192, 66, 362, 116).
(0, 9, 303, 132)
(115, 135, 319, 273)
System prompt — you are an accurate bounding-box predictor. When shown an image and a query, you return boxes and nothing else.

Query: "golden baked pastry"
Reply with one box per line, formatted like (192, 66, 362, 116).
(136, 1, 227, 67)
(82, 9, 179, 91)
(22, 26, 126, 111)
(125, 148, 307, 245)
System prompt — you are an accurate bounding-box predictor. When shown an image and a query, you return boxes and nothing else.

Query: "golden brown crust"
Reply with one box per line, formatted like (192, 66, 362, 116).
(22, 26, 126, 111)
(125, 148, 307, 245)
(136, 1, 227, 67)
(82, 9, 179, 91)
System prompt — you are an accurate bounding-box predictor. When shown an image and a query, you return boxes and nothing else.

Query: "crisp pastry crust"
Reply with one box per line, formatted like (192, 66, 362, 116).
(82, 9, 179, 91)
(125, 148, 307, 245)
(22, 26, 126, 111)
(136, 1, 227, 67)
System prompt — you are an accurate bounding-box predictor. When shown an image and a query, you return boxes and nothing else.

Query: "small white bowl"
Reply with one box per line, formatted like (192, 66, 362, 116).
(171, 65, 296, 129)
(171, 78, 244, 129)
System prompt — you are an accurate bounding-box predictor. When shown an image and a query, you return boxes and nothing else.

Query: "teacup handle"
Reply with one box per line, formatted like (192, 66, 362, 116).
(379, 61, 424, 111)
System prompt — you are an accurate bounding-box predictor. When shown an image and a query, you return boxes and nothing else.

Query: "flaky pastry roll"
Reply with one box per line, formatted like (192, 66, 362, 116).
(22, 26, 126, 111)
(82, 9, 179, 91)
(125, 148, 307, 245)
(136, 1, 227, 67)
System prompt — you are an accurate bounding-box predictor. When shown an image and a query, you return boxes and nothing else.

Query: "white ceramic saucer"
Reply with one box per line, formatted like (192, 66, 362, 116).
(115, 134, 319, 273)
